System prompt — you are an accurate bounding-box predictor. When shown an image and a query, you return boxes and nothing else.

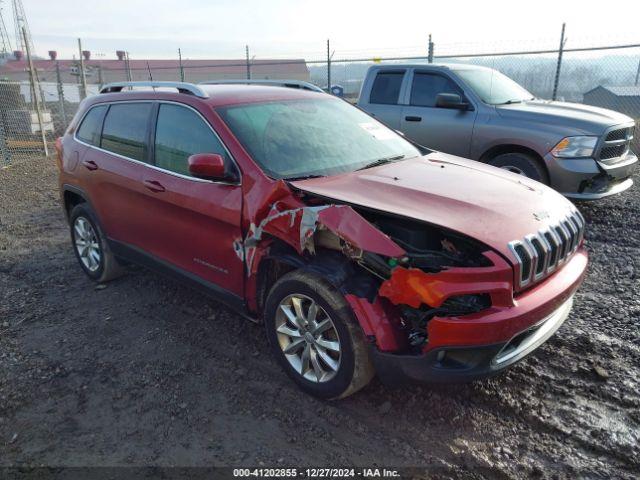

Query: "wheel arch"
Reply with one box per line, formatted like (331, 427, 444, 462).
(62, 185, 90, 220)
(254, 240, 378, 315)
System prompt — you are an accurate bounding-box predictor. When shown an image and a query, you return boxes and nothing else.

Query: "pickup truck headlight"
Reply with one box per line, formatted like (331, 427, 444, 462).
(551, 136, 598, 158)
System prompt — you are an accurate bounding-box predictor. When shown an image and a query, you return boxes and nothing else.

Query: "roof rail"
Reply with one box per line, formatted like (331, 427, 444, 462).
(99, 81, 209, 98)
(200, 79, 324, 93)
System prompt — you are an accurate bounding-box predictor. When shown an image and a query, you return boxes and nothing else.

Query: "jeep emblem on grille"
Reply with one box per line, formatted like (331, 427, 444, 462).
(533, 211, 550, 221)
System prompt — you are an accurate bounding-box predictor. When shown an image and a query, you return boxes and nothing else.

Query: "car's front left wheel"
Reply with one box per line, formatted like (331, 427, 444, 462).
(264, 270, 374, 399)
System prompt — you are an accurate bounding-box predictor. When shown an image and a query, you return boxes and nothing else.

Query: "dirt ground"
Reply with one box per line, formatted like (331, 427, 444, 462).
(1, 157, 638, 478)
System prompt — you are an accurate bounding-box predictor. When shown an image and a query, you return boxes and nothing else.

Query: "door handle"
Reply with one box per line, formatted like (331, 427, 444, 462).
(405, 116, 422, 122)
(143, 179, 166, 193)
(82, 159, 98, 171)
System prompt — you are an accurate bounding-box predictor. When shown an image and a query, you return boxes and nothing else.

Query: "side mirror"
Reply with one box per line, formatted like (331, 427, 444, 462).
(188, 153, 226, 180)
(435, 93, 470, 110)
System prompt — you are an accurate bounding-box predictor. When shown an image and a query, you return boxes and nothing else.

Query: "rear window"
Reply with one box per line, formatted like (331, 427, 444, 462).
(101, 103, 152, 161)
(410, 73, 462, 107)
(369, 71, 405, 105)
(76, 105, 107, 146)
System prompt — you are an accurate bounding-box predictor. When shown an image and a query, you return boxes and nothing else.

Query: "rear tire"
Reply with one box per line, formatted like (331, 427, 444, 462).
(69, 204, 124, 283)
(264, 270, 374, 399)
(488, 152, 549, 184)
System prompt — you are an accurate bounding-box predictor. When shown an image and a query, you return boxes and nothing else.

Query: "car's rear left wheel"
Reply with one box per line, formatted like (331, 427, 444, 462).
(69, 204, 124, 283)
(264, 270, 374, 399)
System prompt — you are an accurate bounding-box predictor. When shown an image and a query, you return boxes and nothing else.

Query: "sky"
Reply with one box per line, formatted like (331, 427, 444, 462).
(5, 0, 640, 60)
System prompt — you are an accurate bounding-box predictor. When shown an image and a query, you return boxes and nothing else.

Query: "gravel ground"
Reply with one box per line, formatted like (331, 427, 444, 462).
(0, 157, 638, 478)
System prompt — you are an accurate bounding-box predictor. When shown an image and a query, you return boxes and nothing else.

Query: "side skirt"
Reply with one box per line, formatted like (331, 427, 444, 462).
(108, 239, 258, 323)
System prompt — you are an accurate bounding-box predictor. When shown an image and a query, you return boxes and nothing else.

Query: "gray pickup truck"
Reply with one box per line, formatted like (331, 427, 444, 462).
(357, 64, 637, 199)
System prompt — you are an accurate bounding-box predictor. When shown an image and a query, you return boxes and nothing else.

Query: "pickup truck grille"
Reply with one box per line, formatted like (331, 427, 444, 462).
(508, 210, 585, 289)
(598, 126, 634, 161)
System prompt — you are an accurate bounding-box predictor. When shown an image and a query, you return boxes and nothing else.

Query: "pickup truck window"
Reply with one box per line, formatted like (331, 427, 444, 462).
(218, 97, 419, 179)
(455, 68, 533, 105)
(410, 73, 462, 107)
(370, 71, 405, 105)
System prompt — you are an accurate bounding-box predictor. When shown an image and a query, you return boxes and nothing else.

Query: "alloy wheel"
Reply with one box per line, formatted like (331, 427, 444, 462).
(275, 293, 341, 383)
(73, 216, 101, 272)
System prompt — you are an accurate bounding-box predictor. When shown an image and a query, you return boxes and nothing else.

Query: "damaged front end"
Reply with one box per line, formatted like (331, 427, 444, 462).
(243, 181, 516, 359)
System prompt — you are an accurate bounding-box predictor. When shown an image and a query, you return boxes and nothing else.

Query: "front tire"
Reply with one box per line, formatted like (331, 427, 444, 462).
(488, 152, 549, 184)
(69, 204, 124, 283)
(264, 270, 374, 399)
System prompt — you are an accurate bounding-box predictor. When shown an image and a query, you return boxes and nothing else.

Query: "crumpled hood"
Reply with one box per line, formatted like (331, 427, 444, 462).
(496, 100, 634, 135)
(291, 153, 580, 264)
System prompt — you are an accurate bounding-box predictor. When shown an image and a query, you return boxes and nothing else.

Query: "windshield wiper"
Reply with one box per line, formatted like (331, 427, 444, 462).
(356, 154, 405, 171)
(283, 174, 325, 181)
(497, 99, 524, 105)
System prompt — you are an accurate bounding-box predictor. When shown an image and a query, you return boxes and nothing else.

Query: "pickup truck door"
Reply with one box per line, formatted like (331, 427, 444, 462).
(359, 69, 408, 130)
(400, 69, 477, 157)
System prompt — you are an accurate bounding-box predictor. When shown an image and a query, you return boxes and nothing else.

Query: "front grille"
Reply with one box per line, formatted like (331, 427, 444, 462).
(508, 210, 585, 289)
(605, 127, 632, 142)
(600, 145, 628, 159)
(598, 126, 634, 162)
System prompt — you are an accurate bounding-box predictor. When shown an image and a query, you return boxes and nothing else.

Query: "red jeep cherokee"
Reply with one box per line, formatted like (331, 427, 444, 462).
(56, 81, 588, 399)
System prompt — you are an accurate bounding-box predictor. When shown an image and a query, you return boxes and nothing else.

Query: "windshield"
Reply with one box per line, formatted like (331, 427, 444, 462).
(217, 98, 420, 179)
(455, 68, 534, 105)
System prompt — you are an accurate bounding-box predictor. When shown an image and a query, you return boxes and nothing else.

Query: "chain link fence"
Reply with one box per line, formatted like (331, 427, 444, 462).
(1, 36, 639, 166)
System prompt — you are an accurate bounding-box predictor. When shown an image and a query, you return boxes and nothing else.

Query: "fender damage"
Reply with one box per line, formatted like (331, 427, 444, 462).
(241, 179, 514, 355)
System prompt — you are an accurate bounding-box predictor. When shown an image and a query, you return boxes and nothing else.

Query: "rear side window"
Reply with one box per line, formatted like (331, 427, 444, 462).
(154, 104, 228, 176)
(76, 105, 107, 146)
(101, 103, 152, 161)
(369, 71, 405, 105)
(410, 73, 462, 107)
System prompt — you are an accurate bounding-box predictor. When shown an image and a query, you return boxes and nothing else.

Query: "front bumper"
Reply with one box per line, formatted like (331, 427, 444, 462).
(371, 296, 573, 384)
(545, 151, 637, 200)
(368, 248, 587, 384)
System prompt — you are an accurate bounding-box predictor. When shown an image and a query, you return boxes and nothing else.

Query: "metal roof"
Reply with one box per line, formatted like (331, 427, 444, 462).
(586, 85, 640, 97)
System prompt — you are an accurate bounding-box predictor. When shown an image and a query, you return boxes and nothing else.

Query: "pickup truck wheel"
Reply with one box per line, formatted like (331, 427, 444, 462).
(69, 204, 124, 283)
(264, 270, 374, 399)
(489, 152, 549, 184)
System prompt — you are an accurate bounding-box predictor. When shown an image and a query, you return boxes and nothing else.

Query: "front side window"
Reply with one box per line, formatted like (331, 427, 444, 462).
(101, 103, 152, 161)
(369, 71, 405, 105)
(410, 73, 462, 107)
(154, 104, 228, 176)
(76, 105, 107, 146)
(217, 97, 420, 179)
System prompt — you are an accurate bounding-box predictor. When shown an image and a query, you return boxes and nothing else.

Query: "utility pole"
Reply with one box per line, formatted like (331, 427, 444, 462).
(552, 23, 566, 101)
(178, 48, 185, 82)
(125, 51, 132, 81)
(635, 57, 640, 86)
(77, 38, 87, 99)
(55, 60, 67, 127)
(327, 39, 331, 93)
(23, 27, 47, 156)
(428, 34, 434, 63)
(245, 45, 251, 80)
